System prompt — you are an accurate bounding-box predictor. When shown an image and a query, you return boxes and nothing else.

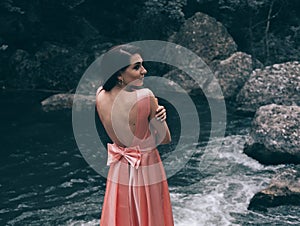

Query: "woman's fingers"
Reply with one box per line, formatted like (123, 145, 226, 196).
(156, 105, 166, 122)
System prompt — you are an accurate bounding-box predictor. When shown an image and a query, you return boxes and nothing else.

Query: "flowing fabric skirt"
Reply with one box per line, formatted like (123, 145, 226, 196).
(100, 148, 174, 226)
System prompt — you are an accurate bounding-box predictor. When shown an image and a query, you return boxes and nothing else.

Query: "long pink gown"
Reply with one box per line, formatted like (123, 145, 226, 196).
(98, 88, 174, 226)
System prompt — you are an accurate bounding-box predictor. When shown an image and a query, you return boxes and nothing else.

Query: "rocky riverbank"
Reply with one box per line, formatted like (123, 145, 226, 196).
(248, 167, 300, 211)
(244, 104, 300, 165)
(39, 11, 300, 211)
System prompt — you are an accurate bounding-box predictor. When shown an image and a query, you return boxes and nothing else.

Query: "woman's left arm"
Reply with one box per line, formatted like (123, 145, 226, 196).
(149, 93, 171, 144)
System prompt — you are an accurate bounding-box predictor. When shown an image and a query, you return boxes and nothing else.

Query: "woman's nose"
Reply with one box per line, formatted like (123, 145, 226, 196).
(141, 66, 147, 75)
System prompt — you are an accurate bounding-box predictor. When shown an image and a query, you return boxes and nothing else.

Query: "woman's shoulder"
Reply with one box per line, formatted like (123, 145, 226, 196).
(96, 86, 104, 96)
(96, 86, 113, 98)
(95, 86, 109, 107)
(137, 88, 154, 97)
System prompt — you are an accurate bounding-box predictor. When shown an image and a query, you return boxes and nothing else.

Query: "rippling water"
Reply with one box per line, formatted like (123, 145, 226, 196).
(1, 91, 299, 225)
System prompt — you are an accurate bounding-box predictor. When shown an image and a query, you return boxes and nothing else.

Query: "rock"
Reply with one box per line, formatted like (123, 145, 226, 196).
(41, 93, 95, 111)
(34, 42, 92, 89)
(8, 40, 111, 90)
(162, 68, 224, 99)
(169, 12, 237, 65)
(236, 61, 300, 113)
(9, 44, 85, 90)
(132, 0, 186, 40)
(210, 52, 263, 99)
(244, 104, 300, 165)
(163, 12, 240, 99)
(162, 51, 263, 99)
(248, 167, 300, 211)
(162, 69, 204, 95)
(9, 49, 41, 89)
(61, 0, 87, 10)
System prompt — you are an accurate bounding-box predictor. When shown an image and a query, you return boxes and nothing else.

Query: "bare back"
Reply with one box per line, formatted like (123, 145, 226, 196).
(96, 86, 149, 147)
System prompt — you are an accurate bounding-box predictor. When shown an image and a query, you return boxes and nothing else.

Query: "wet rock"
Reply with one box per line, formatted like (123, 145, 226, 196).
(9, 49, 41, 89)
(162, 51, 263, 99)
(162, 68, 205, 95)
(163, 12, 240, 99)
(9, 40, 111, 90)
(132, 0, 186, 40)
(210, 52, 263, 99)
(9, 44, 84, 90)
(169, 12, 237, 65)
(0, 40, 12, 88)
(236, 61, 300, 113)
(61, 0, 87, 10)
(244, 104, 300, 165)
(162, 67, 224, 99)
(41, 93, 94, 111)
(41, 93, 74, 111)
(248, 167, 300, 211)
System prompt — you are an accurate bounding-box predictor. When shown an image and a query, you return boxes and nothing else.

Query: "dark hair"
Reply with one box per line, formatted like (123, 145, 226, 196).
(101, 44, 142, 91)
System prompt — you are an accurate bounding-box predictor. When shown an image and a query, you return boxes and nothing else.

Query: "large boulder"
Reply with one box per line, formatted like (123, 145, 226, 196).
(162, 65, 224, 99)
(169, 12, 237, 65)
(8, 49, 39, 89)
(244, 104, 300, 165)
(248, 167, 300, 211)
(162, 51, 263, 99)
(9, 40, 112, 90)
(41, 93, 95, 112)
(9, 44, 88, 90)
(163, 12, 239, 99)
(210, 52, 263, 99)
(236, 61, 300, 113)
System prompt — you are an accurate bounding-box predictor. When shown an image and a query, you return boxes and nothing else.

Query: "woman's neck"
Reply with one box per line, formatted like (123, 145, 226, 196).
(116, 84, 144, 92)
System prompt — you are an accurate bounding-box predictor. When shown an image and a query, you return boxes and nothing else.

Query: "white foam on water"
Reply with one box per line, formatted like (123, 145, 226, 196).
(170, 135, 284, 226)
(171, 177, 264, 225)
(171, 192, 238, 226)
(6, 135, 290, 225)
(67, 219, 99, 226)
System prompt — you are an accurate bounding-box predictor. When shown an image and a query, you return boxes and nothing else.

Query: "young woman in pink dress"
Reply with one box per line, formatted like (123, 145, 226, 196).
(96, 44, 174, 226)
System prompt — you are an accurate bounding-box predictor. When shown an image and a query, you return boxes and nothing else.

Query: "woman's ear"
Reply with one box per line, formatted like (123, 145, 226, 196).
(117, 73, 124, 85)
(117, 74, 122, 81)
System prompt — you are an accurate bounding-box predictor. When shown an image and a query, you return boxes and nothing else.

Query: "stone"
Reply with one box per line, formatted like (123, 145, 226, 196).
(41, 93, 95, 111)
(244, 104, 300, 165)
(236, 61, 300, 113)
(9, 49, 40, 86)
(169, 12, 237, 65)
(210, 52, 263, 99)
(8, 40, 111, 90)
(162, 51, 263, 99)
(162, 67, 224, 99)
(248, 167, 300, 210)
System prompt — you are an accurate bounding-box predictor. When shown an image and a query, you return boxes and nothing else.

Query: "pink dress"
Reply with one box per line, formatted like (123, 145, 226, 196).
(98, 88, 174, 226)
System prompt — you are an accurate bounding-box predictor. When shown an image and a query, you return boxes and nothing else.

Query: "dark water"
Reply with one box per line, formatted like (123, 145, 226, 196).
(1, 90, 299, 226)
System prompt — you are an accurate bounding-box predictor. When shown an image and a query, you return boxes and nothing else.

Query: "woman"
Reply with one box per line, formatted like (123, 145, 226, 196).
(96, 44, 174, 226)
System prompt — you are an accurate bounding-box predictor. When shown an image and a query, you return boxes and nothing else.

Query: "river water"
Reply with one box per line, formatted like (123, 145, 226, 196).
(1, 90, 299, 225)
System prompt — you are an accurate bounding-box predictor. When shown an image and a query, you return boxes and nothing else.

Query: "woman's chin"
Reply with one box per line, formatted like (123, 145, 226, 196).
(134, 80, 143, 86)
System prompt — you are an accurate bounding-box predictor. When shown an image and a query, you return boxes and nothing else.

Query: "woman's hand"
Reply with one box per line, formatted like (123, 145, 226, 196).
(155, 105, 167, 122)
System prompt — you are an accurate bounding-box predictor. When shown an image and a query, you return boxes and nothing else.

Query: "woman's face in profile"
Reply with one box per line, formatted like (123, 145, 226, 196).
(119, 54, 147, 87)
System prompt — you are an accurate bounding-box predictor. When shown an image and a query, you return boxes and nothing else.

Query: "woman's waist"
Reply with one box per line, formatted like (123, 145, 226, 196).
(111, 143, 156, 153)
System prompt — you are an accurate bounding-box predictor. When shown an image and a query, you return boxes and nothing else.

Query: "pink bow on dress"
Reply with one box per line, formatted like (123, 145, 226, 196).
(107, 143, 142, 169)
